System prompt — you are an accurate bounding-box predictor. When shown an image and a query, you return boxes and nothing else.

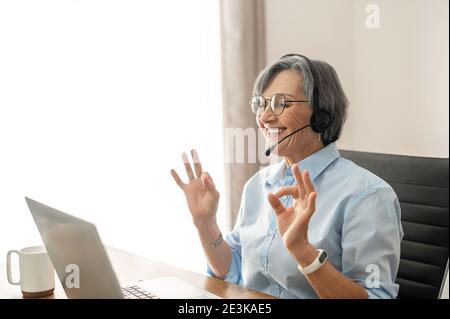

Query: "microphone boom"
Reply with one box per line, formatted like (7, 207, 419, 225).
(264, 124, 311, 156)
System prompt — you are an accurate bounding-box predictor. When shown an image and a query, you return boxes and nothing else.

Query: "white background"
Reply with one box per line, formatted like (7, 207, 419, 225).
(266, 0, 449, 158)
(0, 0, 225, 276)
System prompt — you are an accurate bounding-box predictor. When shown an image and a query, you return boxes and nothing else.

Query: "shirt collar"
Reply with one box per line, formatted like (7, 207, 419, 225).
(261, 142, 340, 186)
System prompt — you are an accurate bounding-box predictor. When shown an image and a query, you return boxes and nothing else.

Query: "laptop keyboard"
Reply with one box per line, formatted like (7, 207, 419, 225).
(122, 285, 160, 299)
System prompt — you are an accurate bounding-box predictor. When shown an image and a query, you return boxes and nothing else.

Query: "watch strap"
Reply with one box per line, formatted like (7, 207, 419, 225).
(298, 249, 327, 275)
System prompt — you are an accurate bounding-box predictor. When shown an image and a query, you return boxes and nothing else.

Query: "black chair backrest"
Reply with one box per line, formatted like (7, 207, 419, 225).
(340, 150, 449, 299)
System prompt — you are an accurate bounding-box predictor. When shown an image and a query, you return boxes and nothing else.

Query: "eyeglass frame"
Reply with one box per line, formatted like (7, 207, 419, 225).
(250, 94, 310, 117)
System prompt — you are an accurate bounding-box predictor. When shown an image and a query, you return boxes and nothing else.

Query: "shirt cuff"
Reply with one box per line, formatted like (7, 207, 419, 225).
(206, 250, 242, 285)
(366, 288, 395, 299)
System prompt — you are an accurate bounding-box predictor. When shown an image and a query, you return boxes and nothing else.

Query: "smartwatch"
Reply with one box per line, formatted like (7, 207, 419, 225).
(297, 249, 328, 275)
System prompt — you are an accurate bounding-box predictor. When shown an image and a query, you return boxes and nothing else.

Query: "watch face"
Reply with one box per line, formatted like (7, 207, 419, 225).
(319, 251, 328, 263)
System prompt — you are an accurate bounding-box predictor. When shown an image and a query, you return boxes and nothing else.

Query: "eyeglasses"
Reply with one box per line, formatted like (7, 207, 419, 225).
(250, 94, 309, 117)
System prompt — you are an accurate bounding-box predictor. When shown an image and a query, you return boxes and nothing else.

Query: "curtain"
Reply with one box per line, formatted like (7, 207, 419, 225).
(219, 0, 266, 229)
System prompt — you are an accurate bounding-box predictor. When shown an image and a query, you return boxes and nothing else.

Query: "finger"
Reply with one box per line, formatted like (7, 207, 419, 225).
(204, 172, 216, 188)
(268, 193, 286, 215)
(201, 172, 215, 191)
(304, 192, 317, 220)
(303, 170, 316, 195)
(290, 192, 316, 237)
(182, 152, 195, 180)
(274, 186, 299, 199)
(170, 169, 185, 189)
(191, 149, 203, 179)
(292, 164, 306, 198)
(201, 174, 209, 189)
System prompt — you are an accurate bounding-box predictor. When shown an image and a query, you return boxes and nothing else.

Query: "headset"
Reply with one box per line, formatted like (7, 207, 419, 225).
(280, 53, 330, 134)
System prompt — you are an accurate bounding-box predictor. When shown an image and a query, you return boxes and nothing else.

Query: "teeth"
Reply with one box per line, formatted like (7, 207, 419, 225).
(267, 128, 285, 135)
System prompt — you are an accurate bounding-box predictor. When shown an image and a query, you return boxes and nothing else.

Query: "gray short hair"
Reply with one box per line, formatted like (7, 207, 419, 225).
(253, 56, 348, 146)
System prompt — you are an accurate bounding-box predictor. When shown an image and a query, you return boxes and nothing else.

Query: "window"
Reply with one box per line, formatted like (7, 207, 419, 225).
(0, 0, 224, 274)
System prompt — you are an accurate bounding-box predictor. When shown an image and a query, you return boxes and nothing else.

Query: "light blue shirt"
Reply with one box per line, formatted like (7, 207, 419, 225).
(207, 142, 403, 298)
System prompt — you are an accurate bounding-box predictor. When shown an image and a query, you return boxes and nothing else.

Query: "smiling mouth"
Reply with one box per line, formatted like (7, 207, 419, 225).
(266, 128, 287, 141)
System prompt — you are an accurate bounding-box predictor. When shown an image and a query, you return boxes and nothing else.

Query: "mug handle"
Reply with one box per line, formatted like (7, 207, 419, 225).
(6, 250, 20, 285)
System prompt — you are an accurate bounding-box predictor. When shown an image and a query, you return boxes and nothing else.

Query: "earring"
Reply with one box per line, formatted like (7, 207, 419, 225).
(318, 133, 321, 142)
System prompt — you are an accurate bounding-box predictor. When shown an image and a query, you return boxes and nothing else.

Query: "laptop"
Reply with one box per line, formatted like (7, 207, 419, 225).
(25, 197, 221, 299)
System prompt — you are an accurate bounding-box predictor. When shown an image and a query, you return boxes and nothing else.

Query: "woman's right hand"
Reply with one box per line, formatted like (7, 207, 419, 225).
(171, 149, 220, 227)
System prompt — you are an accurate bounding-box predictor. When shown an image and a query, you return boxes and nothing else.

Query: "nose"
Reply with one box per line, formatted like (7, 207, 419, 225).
(258, 104, 276, 127)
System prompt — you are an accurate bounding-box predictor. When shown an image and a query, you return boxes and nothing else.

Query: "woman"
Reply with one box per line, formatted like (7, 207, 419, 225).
(170, 54, 403, 299)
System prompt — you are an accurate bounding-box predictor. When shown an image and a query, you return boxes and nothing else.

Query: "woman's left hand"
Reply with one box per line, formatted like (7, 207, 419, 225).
(268, 164, 317, 255)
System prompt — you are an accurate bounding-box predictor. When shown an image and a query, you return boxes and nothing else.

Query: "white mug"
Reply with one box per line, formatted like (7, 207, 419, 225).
(7, 246, 55, 298)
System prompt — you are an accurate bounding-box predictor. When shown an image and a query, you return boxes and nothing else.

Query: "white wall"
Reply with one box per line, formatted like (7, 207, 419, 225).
(265, 0, 449, 158)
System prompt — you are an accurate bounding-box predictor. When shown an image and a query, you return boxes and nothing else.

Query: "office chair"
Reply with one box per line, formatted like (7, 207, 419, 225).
(340, 150, 449, 299)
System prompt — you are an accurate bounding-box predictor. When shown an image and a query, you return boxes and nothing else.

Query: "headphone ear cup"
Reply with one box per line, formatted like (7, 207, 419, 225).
(310, 110, 330, 133)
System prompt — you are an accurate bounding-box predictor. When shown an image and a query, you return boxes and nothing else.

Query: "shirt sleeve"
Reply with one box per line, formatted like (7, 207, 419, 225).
(341, 186, 404, 299)
(206, 228, 243, 285)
